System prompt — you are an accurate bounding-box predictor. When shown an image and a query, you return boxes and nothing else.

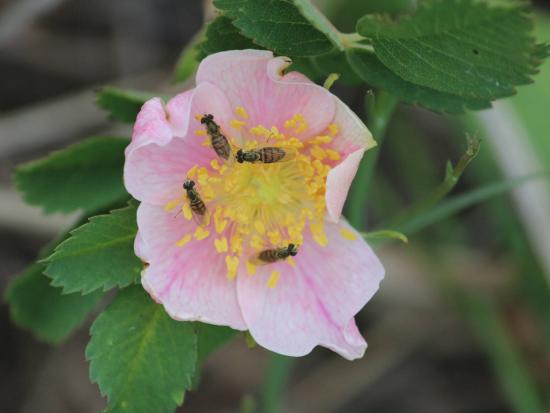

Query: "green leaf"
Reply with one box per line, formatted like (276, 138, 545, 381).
(96, 87, 154, 124)
(5, 262, 101, 343)
(15, 136, 129, 214)
(362, 229, 408, 244)
(87, 286, 198, 413)
(347, 49, 490, 113)
(174, 29, 205, 83)
(44, 204, 141, 295)
(291, 51, 363, 86)
(198, 15, 258, 60)
(214, 0, 337, 56)
(356, 0, 547, 102)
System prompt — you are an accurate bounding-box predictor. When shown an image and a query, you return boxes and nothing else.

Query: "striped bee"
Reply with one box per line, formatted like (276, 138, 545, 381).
(235, 147, 290, 164)
(183, 179, 206, 222)
(201, 114, 231, 160)
(256, 244, 299, 264)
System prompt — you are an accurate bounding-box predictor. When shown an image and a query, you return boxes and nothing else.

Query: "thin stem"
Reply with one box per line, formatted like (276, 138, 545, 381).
(388, 134, 481, 230)
(260, 353, 293, 413)
(347, 91, 399, 229)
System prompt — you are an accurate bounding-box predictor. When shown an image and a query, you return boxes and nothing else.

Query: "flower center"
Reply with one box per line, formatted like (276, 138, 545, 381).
(166, 108, 342, 286)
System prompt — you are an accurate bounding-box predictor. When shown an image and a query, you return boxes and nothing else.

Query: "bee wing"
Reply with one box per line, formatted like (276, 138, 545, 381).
(266, 146, 298, 163)
(248, 254, 271, 266)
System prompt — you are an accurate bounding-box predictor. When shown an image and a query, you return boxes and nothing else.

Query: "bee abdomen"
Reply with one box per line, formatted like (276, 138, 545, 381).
(190, 197, 206, 215)
(258, 249, 280, 263)
(211, 133, 231, 160)
(259, 147, 286, 163)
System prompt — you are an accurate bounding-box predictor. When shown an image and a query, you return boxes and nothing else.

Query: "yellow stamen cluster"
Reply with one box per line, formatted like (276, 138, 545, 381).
(168, 106, 343, 286)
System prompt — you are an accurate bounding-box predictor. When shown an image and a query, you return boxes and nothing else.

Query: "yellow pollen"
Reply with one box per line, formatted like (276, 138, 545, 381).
(328, 123, 339, 136)
(250, 125, 271, 137)
(225, 255, 239, 280)
(230, 234, 243, 255)
(326, 149, 341, 161)
(254, 220, 266, 235)
(194, 226, 210, 241)
(340, 227, 358, 241)
(311, 145, 327, 160)
(246, 261, 257, 276)
(165, 198, 180, 212)
(194, 114, 202, 121)
(214, 237, 229, 253)
(187, 165, 198, 179)
(202, 138, 211, 147)
(176, 234, 192, 247)
(231, 119, 246, 129)
(235, 106, 249, 119)
(182, 203, 193, 220)
(210, 159, 220, 170)
(195, 129, 206, 136)
(267, 271, 281, 288)
(286, 257, 296, 268)
(170, 110, 345, 285)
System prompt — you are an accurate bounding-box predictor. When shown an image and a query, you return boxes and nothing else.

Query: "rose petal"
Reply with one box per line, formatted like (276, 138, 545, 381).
(124, 82, 233, 205)
(236, 219, 384, 359)
(196, 49, 335, 139)
(137, 203, 246, 330)
(324, 97, 377, 222)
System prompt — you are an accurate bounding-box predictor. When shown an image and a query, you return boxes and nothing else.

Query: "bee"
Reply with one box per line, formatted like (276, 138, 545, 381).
(236, 147, 290, 164)
(256, 244, 299, 264)
(201, 114, 231, 160)
(183, 179, 207, 222)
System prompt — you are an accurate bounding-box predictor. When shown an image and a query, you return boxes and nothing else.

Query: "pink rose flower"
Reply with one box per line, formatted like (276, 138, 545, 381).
(124, 50, 384, 360)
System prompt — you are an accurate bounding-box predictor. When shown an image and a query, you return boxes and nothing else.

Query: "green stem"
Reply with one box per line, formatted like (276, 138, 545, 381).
(260, 353, 293, 413)
(347, 91, 398, 229)
(388, 134, 480, 230)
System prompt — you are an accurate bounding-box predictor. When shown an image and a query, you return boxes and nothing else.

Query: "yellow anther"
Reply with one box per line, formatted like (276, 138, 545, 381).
(230, 119, 246, 129)
(214, 237, 229, 253)
(340, 227, 358, 241)
(214, 208, 228, 234)
(310, 145, 327, 160)
(235, 106, 249, 119)
(326, 149, 341, 161)
(267, 229, 282, 245)
(202, 138, 211, 147)
(225, 255, 240, 280)
(254, 220, 266, 235)
(182, 203, 193, 220)
(194, 129, 206, 136)
(210, 159, 220, 170)
(164, 199, 180, 212)
(230, 234, 243, 255)
(194, 226, 210, 241)
(311, 220, 328, 247)
(187, 165, 198, 179)
(194, 114, 202, 121)
(246, 260, 257, 276)
(176, 234, 192, 247)
(267, 271, 281, 288)
(250, 234, 264, 251)
(284, 119, 296, 129)
(286, 257, 296, 268)
(250, 125, 270, 136)
(328, 123, 339, 136)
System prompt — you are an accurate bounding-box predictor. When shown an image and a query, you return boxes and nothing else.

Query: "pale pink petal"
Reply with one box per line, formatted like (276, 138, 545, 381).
(325, 149, 365, 223)
(124, 82, 233, 205)
(236, 219, 384, 359)
(325, 98, 376, 222)
(196, 50, 335, 138)
(137, 203, 246, 330)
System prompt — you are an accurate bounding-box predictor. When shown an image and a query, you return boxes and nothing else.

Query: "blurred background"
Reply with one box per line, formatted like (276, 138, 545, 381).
(1, 0, 550, 412)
